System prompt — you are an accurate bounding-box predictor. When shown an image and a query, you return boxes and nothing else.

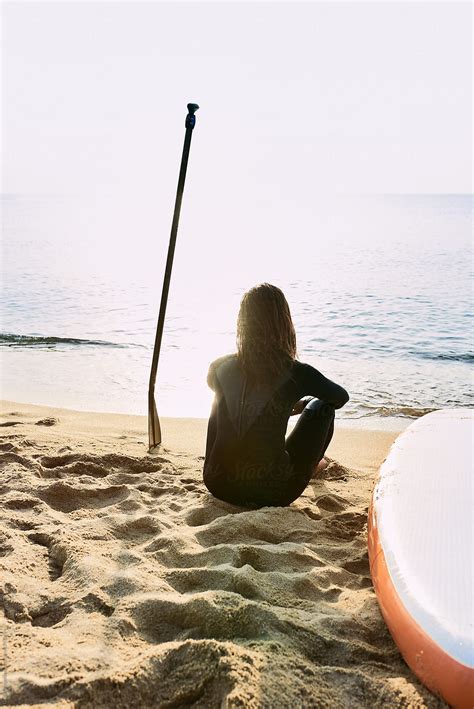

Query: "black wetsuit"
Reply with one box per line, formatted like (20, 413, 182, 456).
(203, 353, 349, 507)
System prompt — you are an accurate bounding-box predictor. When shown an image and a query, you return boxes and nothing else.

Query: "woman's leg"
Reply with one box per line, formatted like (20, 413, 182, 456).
(286, 398, 335, 464)
(279, 398, 336, 504)
(205, 399, 336, 509)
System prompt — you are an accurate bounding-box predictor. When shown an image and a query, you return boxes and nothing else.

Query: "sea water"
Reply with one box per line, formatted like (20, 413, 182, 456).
(1, 193, 472, 426)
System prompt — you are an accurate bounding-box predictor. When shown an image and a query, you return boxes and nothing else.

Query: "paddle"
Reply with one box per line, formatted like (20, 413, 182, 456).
(148, 102, 199, 452)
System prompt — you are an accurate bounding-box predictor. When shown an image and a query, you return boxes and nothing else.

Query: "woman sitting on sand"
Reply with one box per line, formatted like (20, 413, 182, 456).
(203, 283, 349, 507)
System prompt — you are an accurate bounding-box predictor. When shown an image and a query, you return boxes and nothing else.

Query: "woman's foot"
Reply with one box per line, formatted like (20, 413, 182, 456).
(311, 457, 330, 479)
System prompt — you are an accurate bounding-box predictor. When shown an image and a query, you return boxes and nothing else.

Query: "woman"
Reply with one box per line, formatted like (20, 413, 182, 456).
(203, 283, 349, 507)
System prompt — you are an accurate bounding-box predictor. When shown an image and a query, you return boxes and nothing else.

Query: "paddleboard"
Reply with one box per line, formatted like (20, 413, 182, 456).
(368, 409, 474, 708)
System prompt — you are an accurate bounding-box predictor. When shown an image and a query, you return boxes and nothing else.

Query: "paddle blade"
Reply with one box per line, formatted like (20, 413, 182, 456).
(148, 398, 162, 452)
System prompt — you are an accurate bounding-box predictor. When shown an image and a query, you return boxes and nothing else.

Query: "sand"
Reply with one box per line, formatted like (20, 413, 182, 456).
(0, 400, 447, 708)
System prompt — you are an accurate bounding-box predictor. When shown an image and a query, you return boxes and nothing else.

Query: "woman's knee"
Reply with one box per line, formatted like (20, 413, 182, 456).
(303, 398, 335, 420)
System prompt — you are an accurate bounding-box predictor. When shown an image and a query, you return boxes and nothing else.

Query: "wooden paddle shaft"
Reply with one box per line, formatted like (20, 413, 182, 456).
(148, 103, 199, 449)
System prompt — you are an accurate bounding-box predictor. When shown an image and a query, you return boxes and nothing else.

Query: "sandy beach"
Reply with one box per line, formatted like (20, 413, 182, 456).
(0, 400, 447, 708)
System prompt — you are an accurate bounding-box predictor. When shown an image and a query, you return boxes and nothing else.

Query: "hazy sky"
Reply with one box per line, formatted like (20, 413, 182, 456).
(2, 1, 472, 200)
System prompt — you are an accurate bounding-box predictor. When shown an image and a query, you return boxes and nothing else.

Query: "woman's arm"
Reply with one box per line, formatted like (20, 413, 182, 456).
(290, 396, 314, 415)
(299, 363, 349, 409)
(204, 397, 218, 458)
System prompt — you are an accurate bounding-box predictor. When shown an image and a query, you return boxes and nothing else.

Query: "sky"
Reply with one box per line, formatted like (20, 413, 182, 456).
(2, 1, 472, 203)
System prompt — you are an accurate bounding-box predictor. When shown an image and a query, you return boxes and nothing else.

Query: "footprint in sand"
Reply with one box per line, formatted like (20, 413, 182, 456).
(4, 496, 42, 510)
(300, 506, 322, 521)
(41, 460, 110, 479)
(31, 603, 72, 627)
(126, 592, 282, 644)
(6, 518, 39, 531)
(0, 452, 37, 470)
(35, 417, 59, 426)
(76, 591, 115, 618)
(315, 494, 347, 513)
(180, 477, 203, 493)
(342, 552, 370, 577)
(116, 499, 142, 512)
(183, 483, 203, 492)
(234, 544, 325, 573)
(40, 452, 169, 474)
(164, 565, 263, 602)
(27, 532, 65, 581)
(109, 515, 162, 542)
(135, 483, 172, 498)
(37, 481, 130, 513)
(324, 511, 367, 542)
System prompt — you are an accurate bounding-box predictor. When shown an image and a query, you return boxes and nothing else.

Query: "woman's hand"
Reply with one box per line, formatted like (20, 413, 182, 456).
(290, 396, 315, 415)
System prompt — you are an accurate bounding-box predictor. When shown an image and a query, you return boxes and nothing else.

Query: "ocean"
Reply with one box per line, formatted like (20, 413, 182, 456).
(1, 193, 472, 427)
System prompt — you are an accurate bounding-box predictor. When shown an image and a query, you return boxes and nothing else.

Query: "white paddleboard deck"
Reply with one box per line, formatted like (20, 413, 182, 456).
(368, 408, 474, 708)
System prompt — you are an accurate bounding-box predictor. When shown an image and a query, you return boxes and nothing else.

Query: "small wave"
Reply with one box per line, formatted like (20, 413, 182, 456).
(360, 405, 439, 419)
(0, 333, 143, 349)
(411, 351, 474, 363)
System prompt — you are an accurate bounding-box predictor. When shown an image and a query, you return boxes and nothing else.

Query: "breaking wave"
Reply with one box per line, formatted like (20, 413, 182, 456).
(0, 333, 144, 349)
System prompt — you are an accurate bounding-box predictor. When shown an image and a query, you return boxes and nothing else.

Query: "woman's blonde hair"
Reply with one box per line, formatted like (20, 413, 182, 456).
(236, 283, 298, 387)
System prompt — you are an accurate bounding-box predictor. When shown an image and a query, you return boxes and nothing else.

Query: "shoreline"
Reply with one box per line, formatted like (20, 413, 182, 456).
(2, 395, 412, 433)
(1, 399, 401, 471)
